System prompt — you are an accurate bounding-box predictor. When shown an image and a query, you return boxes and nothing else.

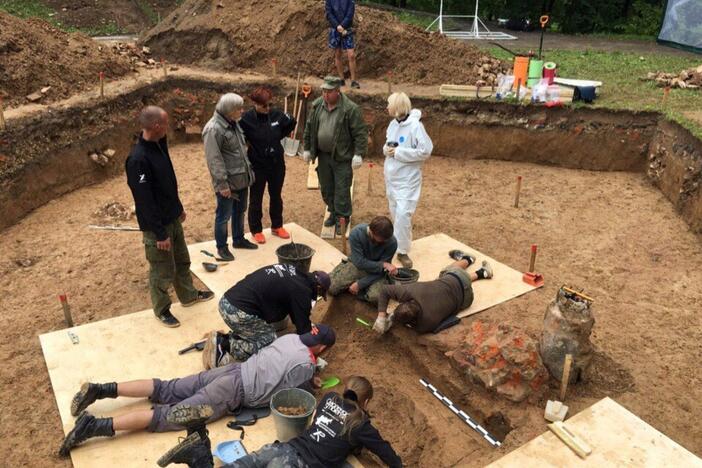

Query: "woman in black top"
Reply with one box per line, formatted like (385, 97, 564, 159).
(230, 375, 402, 468)
(239, 87, 296, 244)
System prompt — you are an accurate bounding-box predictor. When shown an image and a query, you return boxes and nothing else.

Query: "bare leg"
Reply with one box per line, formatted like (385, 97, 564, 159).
(112, 409, 154, 431)
(451, 259, 470, 270)
(347, 49, 357, 81)
(117, 379, 154, 398)
(470, 271, 479, 282)
(334, 48, 345, 79)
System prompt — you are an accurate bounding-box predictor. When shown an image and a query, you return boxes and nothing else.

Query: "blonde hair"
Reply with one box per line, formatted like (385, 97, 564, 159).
(387, 92, 411, 119)
(337, 376, 373, 438)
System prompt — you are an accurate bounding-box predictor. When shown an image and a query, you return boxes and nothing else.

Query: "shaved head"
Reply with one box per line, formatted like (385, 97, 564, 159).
(139, 106, 167, 130)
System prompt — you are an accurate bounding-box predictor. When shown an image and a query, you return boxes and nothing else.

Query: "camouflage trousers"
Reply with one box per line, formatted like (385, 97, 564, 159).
(328, 261, 387, 305)
(227, 442, 308, 467)
(218, 297, 277, 361)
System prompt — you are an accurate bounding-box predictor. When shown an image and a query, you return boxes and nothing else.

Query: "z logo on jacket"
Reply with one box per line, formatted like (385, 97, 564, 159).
(139, 174, 147, 183)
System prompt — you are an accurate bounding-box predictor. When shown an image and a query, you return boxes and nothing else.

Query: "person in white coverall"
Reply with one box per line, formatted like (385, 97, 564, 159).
(382, 92, 433, 268)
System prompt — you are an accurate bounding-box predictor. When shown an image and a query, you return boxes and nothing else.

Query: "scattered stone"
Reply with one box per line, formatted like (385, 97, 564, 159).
(103, 148, 116, 158)
(26, 91, 43, 102)
(540, 287, 595, 383)
(141, 46, 151, 55)
(93, 201, 134, 221)
(644, 67, 702, 89)
(89, 152, 109, 167)
(450, 320, 548, 402)
(40, 86, 51, 94)
(185, 125, 202, 135)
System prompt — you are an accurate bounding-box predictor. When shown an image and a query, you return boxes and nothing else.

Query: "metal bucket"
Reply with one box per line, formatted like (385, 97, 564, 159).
(270, 388, 316, 442)
(390, 267, 420, 284)
(275, 243, 315, 274)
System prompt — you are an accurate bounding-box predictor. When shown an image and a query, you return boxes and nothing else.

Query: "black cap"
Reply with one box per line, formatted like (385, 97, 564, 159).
(300, 324, 336, 347)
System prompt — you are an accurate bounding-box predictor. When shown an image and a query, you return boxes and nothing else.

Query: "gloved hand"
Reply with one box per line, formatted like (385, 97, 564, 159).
(383, 145, 393, 157)
(302, 151, 311, 163)
(316, 357, 328, 371)
(351, 155, 362, 170)
(373, 314, 389, 334)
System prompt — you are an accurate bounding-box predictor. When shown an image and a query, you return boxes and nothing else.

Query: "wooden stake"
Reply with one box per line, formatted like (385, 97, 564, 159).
(560, 354, 573, 401)
(516, 79, 521, 101)
(387, 72, 393, 94)
(0, 97, 6, 131)
(340, 217, 348, 255)
(292, 71, 301, 121)
(99, 72, 105, 99)
(528, 244, 537, 272)
(271, 58, 278, 78)
(59, 294, 74, 328)
(514, 175, 522, 208)
(161, 58, 167, 78)
(284, 95, 288, 115)
(367, 162, 374, 195)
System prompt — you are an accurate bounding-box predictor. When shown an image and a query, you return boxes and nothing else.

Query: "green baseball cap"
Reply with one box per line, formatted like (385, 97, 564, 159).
(321, 75, 343, 90)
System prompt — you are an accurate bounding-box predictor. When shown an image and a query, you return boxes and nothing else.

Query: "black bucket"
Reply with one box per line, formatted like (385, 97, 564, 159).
(275, 243, 315, 274)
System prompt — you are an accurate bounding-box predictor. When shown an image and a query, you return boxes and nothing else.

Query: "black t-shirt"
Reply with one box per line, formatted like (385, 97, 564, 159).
(223, 264, 316, 334)
(288, 393, 402, 468)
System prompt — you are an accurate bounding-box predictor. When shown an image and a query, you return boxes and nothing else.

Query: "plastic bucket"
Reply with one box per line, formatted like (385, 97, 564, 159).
(275, 243, 315, 274)
(527, 59, 544, 87)
(270, 388, 316, 442)
(513, 56, 529, 89)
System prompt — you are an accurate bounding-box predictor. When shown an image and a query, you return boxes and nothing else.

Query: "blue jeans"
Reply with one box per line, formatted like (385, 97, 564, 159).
(215, 189, 248, 248)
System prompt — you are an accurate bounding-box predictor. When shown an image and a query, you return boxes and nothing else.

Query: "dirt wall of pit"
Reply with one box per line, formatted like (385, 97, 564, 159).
(1, 77, 701, 238)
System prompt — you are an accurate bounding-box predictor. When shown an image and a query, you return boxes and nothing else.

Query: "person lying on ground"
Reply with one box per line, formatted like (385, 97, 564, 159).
(58, 328, 336, 457)
(202, 264, 332, 368)
(157, 375, 403, 468)
(329, 216, 398, 304)
(373, 250, 493, 334)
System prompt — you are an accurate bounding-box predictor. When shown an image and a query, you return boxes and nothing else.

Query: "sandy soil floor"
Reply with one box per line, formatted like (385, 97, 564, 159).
(1, 143, 701, 466)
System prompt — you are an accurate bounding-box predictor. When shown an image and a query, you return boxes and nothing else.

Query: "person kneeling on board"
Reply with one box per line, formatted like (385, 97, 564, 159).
(329, 216, 398, 304)
(157, 375, 403, 468)
(202, 264, 332, 368)
(373, 250, 493, 335)
(58, 328, 336, 457)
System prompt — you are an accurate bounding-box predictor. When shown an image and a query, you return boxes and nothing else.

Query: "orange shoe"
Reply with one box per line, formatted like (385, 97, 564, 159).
(271, 227, 290, 239)
(253, 232, 266, 244)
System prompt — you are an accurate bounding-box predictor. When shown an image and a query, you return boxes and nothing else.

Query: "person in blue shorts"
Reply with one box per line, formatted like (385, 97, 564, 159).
(326, 0, 360, 89)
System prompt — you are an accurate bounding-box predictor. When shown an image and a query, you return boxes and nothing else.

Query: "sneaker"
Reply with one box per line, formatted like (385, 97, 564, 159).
(271, 227, 290, 239)
(397, 253, 413, 268)
(156, 309, 181, 328)
(157, 432, 214, 468)
(449, 249, 475, 266)
(217, 247, 235, 261)
(201, 331, 229, 370)
(324, 213, 336, 227)
(233, 239, 258, 250)
(351, 80, 360, 89)
(253, 232, 266, 244)
(182, 290, 215, 308)
(480, 260, 494, 279)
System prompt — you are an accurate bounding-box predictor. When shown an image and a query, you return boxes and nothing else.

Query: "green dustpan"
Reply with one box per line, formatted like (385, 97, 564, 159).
(321, 376, 341, 390)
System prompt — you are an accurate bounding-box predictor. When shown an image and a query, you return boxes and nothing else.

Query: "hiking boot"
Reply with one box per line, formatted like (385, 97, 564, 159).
(233, 238, 258, 250)
(340, 79, 347, 87)
(449, 249, 475, 266)
(201, 331, 231, 370)
(253, 232, 266, 244)
(166, 404, 214, 428)
(335, 217, 348, 236)
(324, 213, 336, 227)
(156, 308, 180, 328)
(271, 227, 290, 239)
(217, 247, 235, 261)
(158, 432, 214, 468)
(70, 382, 117, 417)
(479, 260, 494, 279)
(182, 290, 215, 308)
(351, 80, 360, 89)
(58, 411, 114, 457)
(397, 253, 413, 268)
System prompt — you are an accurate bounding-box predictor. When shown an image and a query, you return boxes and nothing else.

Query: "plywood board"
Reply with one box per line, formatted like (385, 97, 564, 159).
(307, 159, 319, 189)
(187, 222, 345, 297)
(407, 234, 540, 318)
(488, 397, 701, 467)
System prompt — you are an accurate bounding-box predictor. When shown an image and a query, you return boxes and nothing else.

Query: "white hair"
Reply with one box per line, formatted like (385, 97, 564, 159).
(216, 93, 244, 115)
(387, 92, 412, 119)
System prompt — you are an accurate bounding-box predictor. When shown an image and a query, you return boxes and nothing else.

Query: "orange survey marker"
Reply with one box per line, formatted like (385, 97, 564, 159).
(522, 244, 544, 287)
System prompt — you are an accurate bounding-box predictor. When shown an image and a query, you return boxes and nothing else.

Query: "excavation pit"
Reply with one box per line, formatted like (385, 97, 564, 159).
(2, 75, 702, 466)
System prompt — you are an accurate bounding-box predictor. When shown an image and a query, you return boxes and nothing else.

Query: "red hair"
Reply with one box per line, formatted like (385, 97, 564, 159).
(249, 87, 273, 105)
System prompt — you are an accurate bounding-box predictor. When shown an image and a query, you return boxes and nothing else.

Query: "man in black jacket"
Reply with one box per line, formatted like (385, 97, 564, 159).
(126, 106, 214, 328)
(202, 264, 331, 368)
(239, 87, 296, 244)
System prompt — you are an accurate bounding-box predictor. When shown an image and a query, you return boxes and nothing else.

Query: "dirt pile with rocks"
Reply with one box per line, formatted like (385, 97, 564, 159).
(143, 0, 506, 85)
(0, 12, 132, 107)
(645, 64, 702, 89)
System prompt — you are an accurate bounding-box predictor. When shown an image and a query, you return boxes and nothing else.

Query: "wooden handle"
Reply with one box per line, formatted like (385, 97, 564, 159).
(528, 244, 537, 272)
(514, 176, 522, 208)
(560, 354, 573, 400)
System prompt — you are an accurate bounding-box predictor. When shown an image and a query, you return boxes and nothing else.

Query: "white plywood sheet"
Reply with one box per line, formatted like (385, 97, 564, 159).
(408, 233, 540, 318)
(488, 397, 701, 467)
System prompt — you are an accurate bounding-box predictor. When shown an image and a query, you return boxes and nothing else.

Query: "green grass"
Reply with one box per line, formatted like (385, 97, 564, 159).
(394, 11, 435, 30)
(488, 47, 702, 138)
(0, 0, 124, 35)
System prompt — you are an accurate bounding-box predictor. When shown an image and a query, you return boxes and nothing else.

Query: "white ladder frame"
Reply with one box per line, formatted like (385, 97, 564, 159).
(425, 0, 517, 40)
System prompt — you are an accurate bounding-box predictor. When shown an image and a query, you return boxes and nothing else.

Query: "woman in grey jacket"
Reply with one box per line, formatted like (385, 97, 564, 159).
(202, 93, 258, 260)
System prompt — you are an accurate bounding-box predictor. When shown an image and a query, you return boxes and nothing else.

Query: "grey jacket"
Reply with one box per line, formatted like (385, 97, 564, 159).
(240, 334, 315, 408)
(202, 111, 255, 193)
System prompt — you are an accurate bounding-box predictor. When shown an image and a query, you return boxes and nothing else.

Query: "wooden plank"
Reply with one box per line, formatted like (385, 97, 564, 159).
(439, 84, 574, 104)
(488, 398, 702, 467)
(547, 421, 592, 459)
(307, 159, 319, 190)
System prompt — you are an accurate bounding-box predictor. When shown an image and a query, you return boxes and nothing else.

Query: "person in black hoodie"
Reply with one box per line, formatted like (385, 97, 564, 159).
(125, 106, 214, 328)
(157, 375, 402, 468)
(239, 87, 296, 245)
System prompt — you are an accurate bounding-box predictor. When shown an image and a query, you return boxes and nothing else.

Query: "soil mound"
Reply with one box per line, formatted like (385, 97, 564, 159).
(143, 0, 506, 84)
(0, 12, 132, 107)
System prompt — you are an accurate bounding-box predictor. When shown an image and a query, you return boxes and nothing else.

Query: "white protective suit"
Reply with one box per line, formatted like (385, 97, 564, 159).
(383, 109, 433, 255)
